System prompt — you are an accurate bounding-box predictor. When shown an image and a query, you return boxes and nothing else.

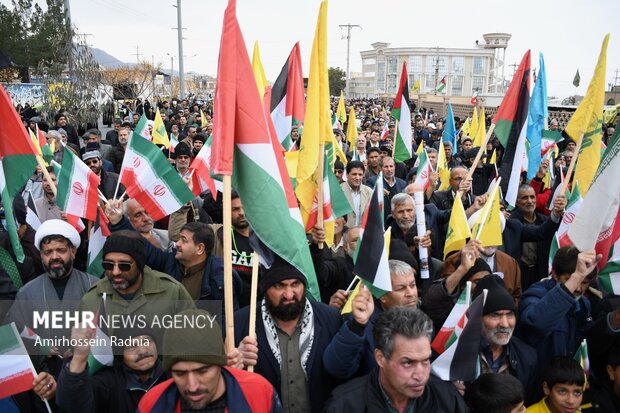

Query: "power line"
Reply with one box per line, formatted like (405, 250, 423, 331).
(339, 23, 361, 98)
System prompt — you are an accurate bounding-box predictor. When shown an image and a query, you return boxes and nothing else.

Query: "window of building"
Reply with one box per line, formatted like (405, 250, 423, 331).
(387, 56, 398, 74)
(452, 56, 464, 74)
(451, 75, 463, 96)
(363, 58, 376, 66)
(388, 74, 398, 93)
(408, 56, 423, 74)
(473, 57, 485, 75)
(376, 60, 386, 92)
(472, 76, 484, 93)
(364, 71, 375, 78)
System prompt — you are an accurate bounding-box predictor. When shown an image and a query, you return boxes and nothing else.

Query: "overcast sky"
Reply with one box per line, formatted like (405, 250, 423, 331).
(36, 0, 620, 99)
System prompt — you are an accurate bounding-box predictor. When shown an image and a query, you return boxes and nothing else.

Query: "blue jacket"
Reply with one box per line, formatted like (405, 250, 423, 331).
(234, 300, 343, 413)
(517, 278, 592, 369)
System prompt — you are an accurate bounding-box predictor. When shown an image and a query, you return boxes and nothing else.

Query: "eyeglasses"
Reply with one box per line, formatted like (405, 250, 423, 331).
(102, 261, 134, 271)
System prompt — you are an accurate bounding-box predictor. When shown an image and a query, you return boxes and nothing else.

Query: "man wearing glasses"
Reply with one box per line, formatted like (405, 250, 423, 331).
(79, 231, 195, 346)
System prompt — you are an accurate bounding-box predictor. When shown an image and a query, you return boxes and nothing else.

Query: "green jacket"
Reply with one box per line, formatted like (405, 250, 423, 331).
(79, 266, 196, 346)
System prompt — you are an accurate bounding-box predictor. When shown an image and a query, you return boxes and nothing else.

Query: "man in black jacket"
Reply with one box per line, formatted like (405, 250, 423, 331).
(324, 306, 468, 412)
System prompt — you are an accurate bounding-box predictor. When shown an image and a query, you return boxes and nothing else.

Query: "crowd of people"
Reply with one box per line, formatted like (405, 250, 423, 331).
(0, 95, 618, 413)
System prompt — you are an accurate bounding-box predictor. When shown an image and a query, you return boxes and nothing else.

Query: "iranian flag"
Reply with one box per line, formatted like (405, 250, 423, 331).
(135, 113, 151, 141)
(548, 183, 583, 270)
(431, 290, 486, 381)
(437, 76, 447, 93)
(380, 120, 389, 141)
(392, 62, 413, 162)
(0, 85, 39, 262)
(189, 139, 217, 199)
(567, 121, 620, 269)
(0, 323, 37, 399)
(87, 208, 110, 278)
(541, 129, 564, 155)
(88, 295, 113, 374)
(169, 133, 180, 153)
(209, 0, 321, 301)
(269, 42, 305, 151)
(353, 173, 392, 295)
(413, 149, 432, 190)
(494, 50, 531, 207)
(56, 145, 100, 221)
(599, 238, 620, 295)
(120, 131, 194, 221)
(51, 160, 87, 232)
(432, 282, 472, 355)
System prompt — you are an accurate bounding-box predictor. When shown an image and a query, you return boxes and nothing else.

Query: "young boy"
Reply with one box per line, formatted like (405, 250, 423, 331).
(467, 373, 525, 413)
(526, 357, 586, 413)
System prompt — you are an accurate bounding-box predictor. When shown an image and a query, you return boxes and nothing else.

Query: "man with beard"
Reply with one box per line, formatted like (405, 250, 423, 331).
(139, 309, 283, 412)
(6, 220, 99, 380)
(56, 327, 169, 413)
(366, 157, 406, 219)
(106, 126, 129, 173)
(234, 258, 343, 413)
(324, 307, 468, 412)
(79, 231, 195, 346)
(468, 274, 537, 401)
(173, 143, 192, 178)
(33, 166, 62, 222)
(82, 146, 123, 200)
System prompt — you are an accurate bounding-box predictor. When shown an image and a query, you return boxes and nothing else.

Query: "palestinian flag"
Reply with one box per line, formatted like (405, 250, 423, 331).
(88, 296, 113, 374)
(391, 62, 413, 162)
(20, 326, 51, 355)
(437, 76, 446, 93)
(190, 139, 217, 199)
(431, 290, 485, 381)
(574, 339, 591, 387)
(0, 323, 37, 399)
(599, 238, 620, 295)
(120, 132, 194, 221)
(305, 153, 352, 246)
(209, 0, 321, 301)
(270, 42, 306, 151)
(0, 85, 39, 262)
(25, 191, 41, 230)
(87, 208, 110, 278)
(413, 149, 432, 190)
(567, 121, 620, 269)
(353, 173, 392, 295)
(56, 146, 100, 221)
(432, 282, 472, 354)
(493, 50, 531, 207)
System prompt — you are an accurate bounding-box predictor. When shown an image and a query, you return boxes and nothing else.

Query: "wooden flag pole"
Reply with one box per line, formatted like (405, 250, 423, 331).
(222, 175, 235, 353)
(460, 123, 496, 195)
(317, 143, 325, 250)
(391, 119, 399, 159)
(559, 132, 584, 196)
(247, 251, 260, 373)
(36, 155, 56, 197)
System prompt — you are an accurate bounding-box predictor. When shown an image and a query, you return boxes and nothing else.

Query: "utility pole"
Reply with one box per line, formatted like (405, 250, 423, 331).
(173, 0, 186, 99)
(132, 46, 143, 63)
(509, 62, 519, 77)
(339, 23, 361, 98)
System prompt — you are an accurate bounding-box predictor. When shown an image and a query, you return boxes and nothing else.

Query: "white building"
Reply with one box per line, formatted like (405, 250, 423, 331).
(349, 33, 511, 100)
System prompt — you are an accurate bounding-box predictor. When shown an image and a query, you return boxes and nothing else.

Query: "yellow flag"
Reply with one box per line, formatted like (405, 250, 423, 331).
(336, 91, 347, 126)
(29, 129, 43, 156)
(152, 107, 170, 148)
(470, 107, 479, 140)
(565, 34, 609, 196)
(471, 179, 503, 247)
(437, 140, 451, 191)
(461, 117, 471, 137)
(284, 151, 299, 181)
(413, 79, 420, 93)
(295, 1, 332, 226)
(443, 193, 471, 259)
(252, 40, 268, 100)
(415, 140, 425, 155)
(341, 278, 361, 314)
(200, 109, 209, 128)
(474, 106, 486, 147)
(489, 148, 497, 165)
(346, 107, 358, 148)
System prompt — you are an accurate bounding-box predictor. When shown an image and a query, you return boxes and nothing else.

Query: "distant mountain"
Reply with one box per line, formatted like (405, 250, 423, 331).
(90, 48, 127, 69)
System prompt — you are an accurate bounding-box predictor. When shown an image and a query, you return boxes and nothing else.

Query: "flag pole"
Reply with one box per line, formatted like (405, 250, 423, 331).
(461, 123, 496, 194)
(247, 251, 260, 373)
(222, 174, 235, 352)
(391, 119, 399, 159)
(317, 143, 325, 250)
(560, 132, 584, 195)
(36, 155, 57, 197)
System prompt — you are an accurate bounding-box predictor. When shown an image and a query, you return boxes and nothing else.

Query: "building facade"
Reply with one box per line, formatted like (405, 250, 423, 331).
(349, 33, 511, 99)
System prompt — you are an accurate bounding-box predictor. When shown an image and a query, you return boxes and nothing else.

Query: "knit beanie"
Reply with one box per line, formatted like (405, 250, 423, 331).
(454, 257, 492, 288)
(473, 273, 516, 315)
(102, 232, 146, 271)
(162, 309, 227, 371)
(259, 257, 307, 295)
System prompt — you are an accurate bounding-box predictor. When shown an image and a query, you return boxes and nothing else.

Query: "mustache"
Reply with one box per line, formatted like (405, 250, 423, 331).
(493, 328, 513, 335)
(135, 352, 154, 362)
